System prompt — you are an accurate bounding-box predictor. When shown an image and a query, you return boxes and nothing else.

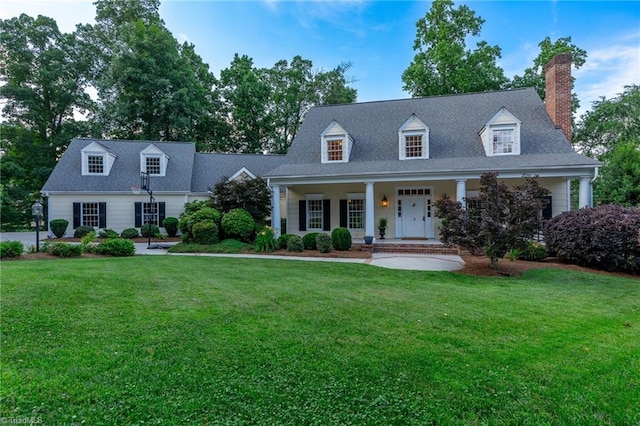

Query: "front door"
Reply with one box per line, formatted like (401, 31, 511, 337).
(402, 196, 426, 238)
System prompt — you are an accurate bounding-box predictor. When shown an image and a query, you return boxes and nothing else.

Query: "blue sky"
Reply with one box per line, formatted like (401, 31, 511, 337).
(1, 1, 639, 118)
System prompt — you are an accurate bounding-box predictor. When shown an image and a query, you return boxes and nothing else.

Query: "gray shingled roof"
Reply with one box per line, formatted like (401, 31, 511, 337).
(266, 88, 599, 178)
(42, 138, 287, 194)
(43, 139, 196, 193)
(191, 153, 286, 193)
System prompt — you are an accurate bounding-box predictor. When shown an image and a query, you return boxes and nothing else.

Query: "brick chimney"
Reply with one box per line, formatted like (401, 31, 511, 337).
(544, 53, 573, 143)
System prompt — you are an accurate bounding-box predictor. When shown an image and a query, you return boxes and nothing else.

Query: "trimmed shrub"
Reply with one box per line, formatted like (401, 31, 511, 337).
(180, 207, 222, 240)
(277, 233, 295, 250)
(543, 205, 640, 274)
(287, 235, 304, 252)
(96, 238, 135, 256)
(98, 229, 118, 239)
(221, 208, 255, 243)
(49, 219, 69, 238)
(255, 226, 276, 253)
(519, 241, 548, 261)
(192, 221, 220, 245)
(0, 241, 24, 258)
(48, 242, 82, 258)
(303, 232, 319, 250)
(121, 228, 139, 239)
(73, 225, 94, 238)
(331, 227, 352, 251)
(140, 223, 160, 238)
(163, 216, 179, 237)
(316, 233, 332, 253)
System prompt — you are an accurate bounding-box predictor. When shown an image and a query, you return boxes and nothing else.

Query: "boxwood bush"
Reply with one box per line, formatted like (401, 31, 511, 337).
(98, 229, 119, 239)
(316, 233, 332, 253)
(163, 216, 179, 237)
(302, 232, 319, 250)
(331, 227, 352, 251)
(47, 242, 82, 258)
(518, 241, 548, 261)
(96, 238, 135, 256)
(543, 205, 640, 273)
(121, 228, 139, 239)
(287, 235, 304, 252)
(49, 219, 69, 238)
(276, 233, 295, 249)
(140, 223, 160, 238)
(221, 208, 255, 243)
(192, 221, 219, 245)
(0, 241, 24, 258)
(73, 226, 94, 238)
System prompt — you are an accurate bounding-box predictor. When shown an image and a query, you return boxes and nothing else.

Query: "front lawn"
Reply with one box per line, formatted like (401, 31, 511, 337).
(1, 257, 638, 425)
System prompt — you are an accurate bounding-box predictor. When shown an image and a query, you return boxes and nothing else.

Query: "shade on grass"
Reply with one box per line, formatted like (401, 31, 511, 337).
(1, 257, 639, 425)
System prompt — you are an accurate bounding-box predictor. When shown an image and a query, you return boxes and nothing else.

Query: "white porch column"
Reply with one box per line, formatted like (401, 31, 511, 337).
(578, 176, 592, 208)
(456, 179, 467, 206)
(365, 181, 375, 238)
(271, 185, 281, 238)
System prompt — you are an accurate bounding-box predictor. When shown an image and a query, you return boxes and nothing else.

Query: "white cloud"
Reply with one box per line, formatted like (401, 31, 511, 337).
(574, 32, 640, 117)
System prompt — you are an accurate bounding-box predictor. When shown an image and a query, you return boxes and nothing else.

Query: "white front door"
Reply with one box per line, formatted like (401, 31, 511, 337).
(402, 196, 426, 238)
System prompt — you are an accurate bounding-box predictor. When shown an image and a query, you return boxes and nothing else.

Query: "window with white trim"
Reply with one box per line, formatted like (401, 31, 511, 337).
(307, 199, 323, 230)
(82, 202, 100, 227)
(326, 139, 343, 161)
(492, 127, 515, 154)
(145, 156, 162, 175)
(398, 115, 429, 160)
(87, 155, 104, 174)
(347, 197, 365, 230)
(143, 202, 159, 225)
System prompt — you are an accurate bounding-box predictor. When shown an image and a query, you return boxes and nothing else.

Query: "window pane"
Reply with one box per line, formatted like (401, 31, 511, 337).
(405, 135, 422, 158)
(347, 199, 364, 229)
(307, 199, 323, 230)
(492, 129, 514, 154)
(87, 155, 104, 174)
(143, 202, 159, 225)
(146, 157, 161, 175)
(327, 140, 343, 161)
(82, 203, 99, 227)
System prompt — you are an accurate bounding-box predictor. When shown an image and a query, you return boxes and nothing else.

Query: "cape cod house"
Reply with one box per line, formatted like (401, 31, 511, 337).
(42, 54, 599, 240)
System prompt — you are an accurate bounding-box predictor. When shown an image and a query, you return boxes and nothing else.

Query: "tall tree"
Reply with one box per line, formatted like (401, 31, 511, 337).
(218, 54, 274, 153)
(594, 140, 640, 207)
(402, 0, 507, 97)
(315, 62, 358, 106)
(508, 36, 587, 112)
(0, 14, 93, 228)
(574, 85, 640, 157)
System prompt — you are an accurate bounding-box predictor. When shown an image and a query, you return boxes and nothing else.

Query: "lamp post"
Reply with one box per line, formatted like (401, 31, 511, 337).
(32, 200, 43, 252)
(140, 172, 154, 249)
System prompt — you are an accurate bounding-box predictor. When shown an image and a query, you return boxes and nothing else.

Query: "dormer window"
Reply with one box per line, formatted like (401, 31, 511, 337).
(321, 120, 353, 164)
(81, 141, 116, 176)
(140, 144, 169, 176)
(399, 114, 429, 160)
(480, 107, 521, 156)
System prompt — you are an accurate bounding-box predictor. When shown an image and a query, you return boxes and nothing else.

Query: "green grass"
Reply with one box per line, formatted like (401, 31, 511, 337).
(168, 238, 253, 254)
(2, 257, 639, 425)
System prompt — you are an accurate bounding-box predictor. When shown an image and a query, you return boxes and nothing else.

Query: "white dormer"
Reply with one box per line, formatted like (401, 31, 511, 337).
(321, 120, 354, 164)
(140, 144, 169, 176)
(228, 167, 256, 182)
(399, 114, 429, 160)
(479, 107, 522, 156)
(81, 141, 116, 176)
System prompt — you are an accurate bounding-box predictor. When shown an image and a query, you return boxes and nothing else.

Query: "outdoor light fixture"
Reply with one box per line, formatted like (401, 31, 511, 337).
(381, 195, 388, 208)
(32, 200, 43, 252)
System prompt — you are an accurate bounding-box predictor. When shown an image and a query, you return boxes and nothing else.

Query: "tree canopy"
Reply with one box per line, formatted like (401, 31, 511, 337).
(402, 0, 508, 97)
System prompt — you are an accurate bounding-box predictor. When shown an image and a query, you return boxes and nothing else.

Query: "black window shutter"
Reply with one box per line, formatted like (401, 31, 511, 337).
(542, 196, 552, 219)
(323, 199, 331, 231)
(339, 199, 347, 228)
(134, 202, 142, 227)
(298, 200, 307, 232)
(73, 203, 81, 228)
(159, 202, 166, 225)
(98, 202, 107, 228)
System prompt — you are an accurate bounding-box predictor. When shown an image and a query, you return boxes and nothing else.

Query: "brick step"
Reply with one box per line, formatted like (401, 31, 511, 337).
(371, 244, 460, 255)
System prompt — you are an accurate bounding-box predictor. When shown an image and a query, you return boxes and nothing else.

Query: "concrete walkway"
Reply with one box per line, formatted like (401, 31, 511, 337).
(2, 232, 465, 272)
